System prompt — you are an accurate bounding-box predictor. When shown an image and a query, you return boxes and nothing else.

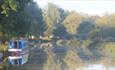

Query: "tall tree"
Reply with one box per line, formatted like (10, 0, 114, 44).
(0, 0, 33, 41)
(62, 11, 83, 35)
(77, 20, 95, 40)
(0, 0, 33, 15)
(25, 2, 46, 36)
(95, 14, 115, 39)
(53, 24, 69, 39)
(43, 3, 66, 36)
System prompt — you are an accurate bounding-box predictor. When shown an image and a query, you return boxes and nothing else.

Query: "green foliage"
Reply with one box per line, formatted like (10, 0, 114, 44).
(102, 42, 115, 56)
(95, 14, 115, 39)
(0, 0, 33, 15)
(62, 11, 83, 35)
(1, 0, 17, 15)
(53, 24, 68, 38)
(0, 1, 47, 40)
(77, 20, 95, 40)
(88, 28, 100, 39)
(43, 3, 66, 35)
(95, 15, 110, 27)
(0, 0, 33, 40)
(1, 2, 115, 63)
(25, 2, 46, 36)
(0, 8, 32, 39)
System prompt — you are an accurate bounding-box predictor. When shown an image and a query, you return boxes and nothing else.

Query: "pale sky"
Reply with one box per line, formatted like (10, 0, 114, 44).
(34, 0, 115, 16)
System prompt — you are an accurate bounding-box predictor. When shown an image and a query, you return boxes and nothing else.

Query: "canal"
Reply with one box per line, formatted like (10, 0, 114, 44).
(2, 41, 115, 70)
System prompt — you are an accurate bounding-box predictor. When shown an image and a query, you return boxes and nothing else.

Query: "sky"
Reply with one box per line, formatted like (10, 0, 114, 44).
(34, 0, 115, 16)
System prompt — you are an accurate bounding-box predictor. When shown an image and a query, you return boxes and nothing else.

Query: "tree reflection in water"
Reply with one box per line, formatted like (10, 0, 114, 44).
(6, 42, 115, 70)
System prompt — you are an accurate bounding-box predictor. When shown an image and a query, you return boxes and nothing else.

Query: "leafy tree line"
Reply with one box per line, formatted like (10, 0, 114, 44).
(42, 3, 115, 42)
(42, 3, 115, 60)
(1, 2, 115, 43)
(0, 0, 45, 42)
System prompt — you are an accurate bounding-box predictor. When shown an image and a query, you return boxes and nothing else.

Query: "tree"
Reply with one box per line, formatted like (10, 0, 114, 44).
(0, 0, 33, 15)
(53, 24, 69, 39)
(43, 3, 66, 36)
(0, 0, 33, 41)
(62, 11, 83, 35)
(25, 2, 46, 36)
(0, 7, 32, 40)
(77, 20, 95, 40)
(95, 15, 110, 27)
(95, 14, 115, 39)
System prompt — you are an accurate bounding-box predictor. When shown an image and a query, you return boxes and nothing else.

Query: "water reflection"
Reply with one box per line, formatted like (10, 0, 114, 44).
(0, 52, 3, 63)
(76, 64, 115, 70)
(8, 50, 29, 66)
(7, 42, 115, 70)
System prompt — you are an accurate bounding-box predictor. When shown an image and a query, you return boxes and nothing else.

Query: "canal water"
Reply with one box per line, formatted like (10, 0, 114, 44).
(2, 42, 115, 70)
